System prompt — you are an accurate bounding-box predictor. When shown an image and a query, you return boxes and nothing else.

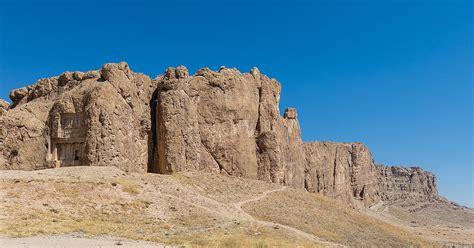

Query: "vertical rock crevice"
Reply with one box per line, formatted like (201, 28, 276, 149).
(148, 90, 159, 173)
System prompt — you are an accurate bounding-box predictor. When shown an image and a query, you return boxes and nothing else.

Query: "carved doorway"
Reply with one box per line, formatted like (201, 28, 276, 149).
(52, 113, 86, 167)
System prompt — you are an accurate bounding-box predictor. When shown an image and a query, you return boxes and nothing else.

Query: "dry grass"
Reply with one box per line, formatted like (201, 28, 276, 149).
(0, 175, 321, 247)
(0, 167, 439, 247)
(243, 188, 438, 247)
(112, 178, 141, 195)
(2, 206, 318, 247)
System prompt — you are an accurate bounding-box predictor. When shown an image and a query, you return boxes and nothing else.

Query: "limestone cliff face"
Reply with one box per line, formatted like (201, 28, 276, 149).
(1, 62, 157, 172)
(0, 62, 442, 206)
(151, 66, 305, 188)
(377, 165, 438, 201)
(303, 142, 380, 206)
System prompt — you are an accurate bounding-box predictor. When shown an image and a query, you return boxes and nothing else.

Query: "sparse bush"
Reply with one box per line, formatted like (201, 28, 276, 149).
(255, 242, 268, 248)
(221, 238, 239, 248)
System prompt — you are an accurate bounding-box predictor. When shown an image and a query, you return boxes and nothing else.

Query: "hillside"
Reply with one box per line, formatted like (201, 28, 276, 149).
(0, 166, 438, 247)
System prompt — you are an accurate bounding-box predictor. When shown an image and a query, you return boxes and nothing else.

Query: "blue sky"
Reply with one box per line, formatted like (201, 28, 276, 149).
(0, 0, 472, 206)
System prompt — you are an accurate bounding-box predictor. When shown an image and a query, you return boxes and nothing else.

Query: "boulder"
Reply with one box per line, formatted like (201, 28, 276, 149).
(82, 70, 101, 80)
(101, 62, 132, 81)
(73, 71, 84, 81)
(9, 87, 28, 103)
(58, 72, 75, 87)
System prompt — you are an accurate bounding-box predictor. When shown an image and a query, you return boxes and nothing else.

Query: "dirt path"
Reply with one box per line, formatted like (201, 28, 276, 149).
(0, 235, 171, 248)
(234, 187, 345, 247)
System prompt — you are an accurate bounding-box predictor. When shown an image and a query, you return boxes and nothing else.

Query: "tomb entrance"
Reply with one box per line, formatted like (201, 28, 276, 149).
(51, 113, 86, 167)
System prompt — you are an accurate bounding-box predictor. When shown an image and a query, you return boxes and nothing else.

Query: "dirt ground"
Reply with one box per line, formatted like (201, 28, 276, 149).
(366, 199, 474, 245)
(0, 234, 172, 248)
(0, 166, 469, 247)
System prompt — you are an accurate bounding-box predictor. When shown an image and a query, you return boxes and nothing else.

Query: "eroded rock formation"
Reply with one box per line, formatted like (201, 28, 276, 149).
(150, 66, 305, 188)
(0, 62, 442, 206)
(304, 142, 380, 206)
(1, 62, 157, 172)
(377, 165, 438, 201)
(0, 100, 9, 115)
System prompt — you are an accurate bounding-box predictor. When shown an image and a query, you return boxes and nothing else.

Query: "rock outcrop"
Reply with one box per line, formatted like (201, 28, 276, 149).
(1, 62, 157, 172)
(377, 165, 438, 201)
(151, 66, 305, 188)
(0, 62, 444, 207)
(0, 99, 9, 115)
(303, 142, 380, 206)
(9, 87, 28, 103)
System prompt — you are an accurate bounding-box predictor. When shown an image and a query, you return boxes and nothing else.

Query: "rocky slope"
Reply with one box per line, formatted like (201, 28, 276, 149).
(0, 62, 457, 208)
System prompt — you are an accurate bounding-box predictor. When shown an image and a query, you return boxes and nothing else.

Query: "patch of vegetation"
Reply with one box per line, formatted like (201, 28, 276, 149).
(113, 178, 141, 195)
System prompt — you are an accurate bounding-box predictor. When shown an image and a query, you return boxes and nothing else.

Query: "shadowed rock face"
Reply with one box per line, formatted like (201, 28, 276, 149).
(0, 62, 442, 206)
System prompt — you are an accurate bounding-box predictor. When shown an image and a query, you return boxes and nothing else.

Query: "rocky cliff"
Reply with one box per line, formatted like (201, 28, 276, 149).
(0, 62, 442, 207)
(377, 165, 438, 201)
(1, 63, 157, 172)
(152, 66, 305, 188)
(303, 141, 380, 206)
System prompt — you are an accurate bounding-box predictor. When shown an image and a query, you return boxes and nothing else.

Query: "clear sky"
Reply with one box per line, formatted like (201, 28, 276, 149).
(0, 0, 472, 206)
